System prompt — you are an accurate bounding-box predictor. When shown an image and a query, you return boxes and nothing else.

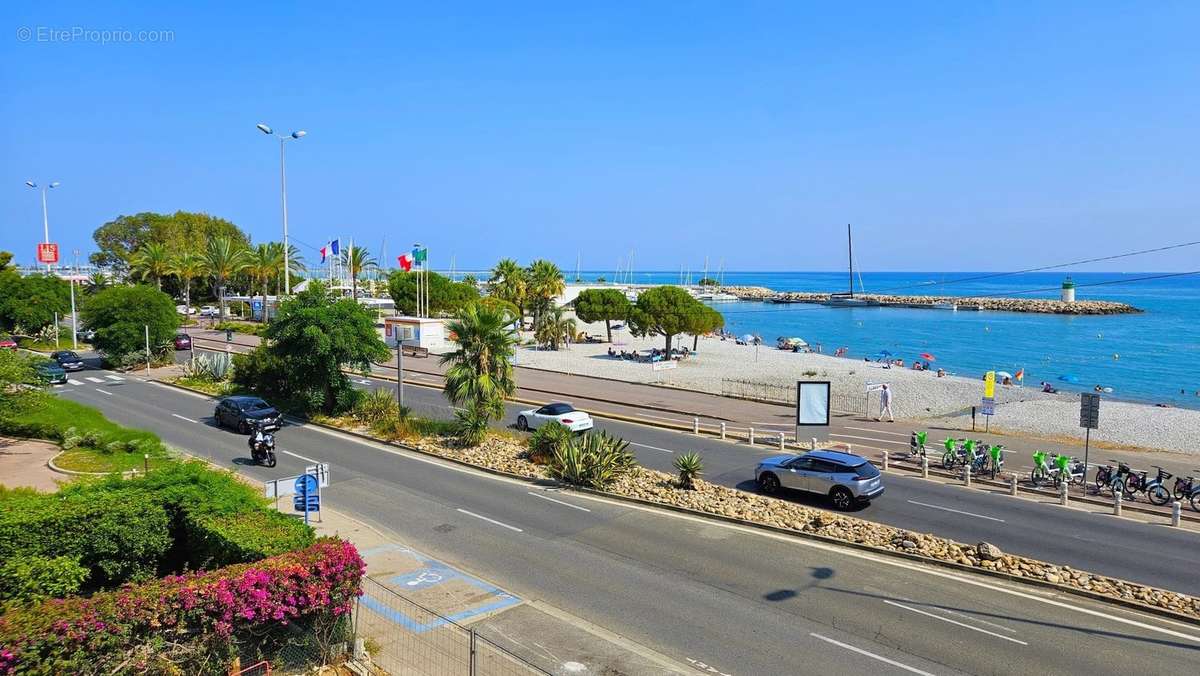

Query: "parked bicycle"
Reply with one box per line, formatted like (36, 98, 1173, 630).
(1172, 471, 1197, 502)
(1125, 466, 1173, 506)
(1051, 453, 1086, 488)
(909, 430, 928, 459)
(986, 443, 1005, 479)
(1093, 460, 1135, 499)
(1030, 451, 1052, 486)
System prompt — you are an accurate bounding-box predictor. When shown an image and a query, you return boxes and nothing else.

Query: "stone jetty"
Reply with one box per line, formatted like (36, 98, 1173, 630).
(721, 286, 1140, 315)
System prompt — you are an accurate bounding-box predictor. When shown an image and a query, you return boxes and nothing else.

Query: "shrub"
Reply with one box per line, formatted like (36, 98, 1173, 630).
(353, 387, 398, 426)
(214, 320, 268, 337)
(0, 539, 365, 675)
(0, 556, 89, 608)
(547, 431, 636, 488)
(527, 422, 571, 464)
(453, 404, 491, 446)
(80, 284, 179, 362)
(181, 352, 232, 382)
(674, 452, 704, 489)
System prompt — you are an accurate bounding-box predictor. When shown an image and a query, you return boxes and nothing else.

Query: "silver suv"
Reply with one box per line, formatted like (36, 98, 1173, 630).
(755, 449, 884, 510)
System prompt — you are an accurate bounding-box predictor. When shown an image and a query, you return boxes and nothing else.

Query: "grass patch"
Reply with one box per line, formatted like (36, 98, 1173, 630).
(214, 320, 268, 337)
(16, 337, 92, 353)
(172, 376, 240, 397)
(54, 448, 174, 474)
(0, 393, 166, 453)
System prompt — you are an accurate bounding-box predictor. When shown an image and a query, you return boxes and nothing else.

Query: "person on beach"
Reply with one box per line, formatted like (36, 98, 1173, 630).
(877, 384, 895, 422)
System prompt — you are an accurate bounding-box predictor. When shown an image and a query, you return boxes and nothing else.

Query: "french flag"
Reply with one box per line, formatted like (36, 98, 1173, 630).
(320, 239, 341, 263)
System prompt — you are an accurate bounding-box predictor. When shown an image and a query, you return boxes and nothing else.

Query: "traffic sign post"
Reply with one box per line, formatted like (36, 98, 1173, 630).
(980, 396, 995, 432)
(265, 463, 330, 524)
(293, 472, 320, 525)
(37, 243, 59, 265)
(1080, 393, 1101, 480)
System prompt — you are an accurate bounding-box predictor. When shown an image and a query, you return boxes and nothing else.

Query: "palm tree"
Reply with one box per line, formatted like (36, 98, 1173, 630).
(440, 303, 517, 422)
(129, 242, 171, 290)
(169, 251, 207, 315)
(534, 305, 576, 351)
(488, 258, 527, 322)
(246, 243, 285, 322)
(204, 236, 249, 321)
(527, 260, 565, 329)
(341, 245, 376, 299)
(84, 272, 110, 295)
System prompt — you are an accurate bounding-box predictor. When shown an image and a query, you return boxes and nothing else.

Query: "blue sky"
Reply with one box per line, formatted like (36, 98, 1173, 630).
(2, 2, 1198, 272)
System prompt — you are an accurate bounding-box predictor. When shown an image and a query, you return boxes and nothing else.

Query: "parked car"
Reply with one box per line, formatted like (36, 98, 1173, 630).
(515, 402, 593, 432)
(76, 326, 96, 342)
(34, 362, 68, 385)
(173, 333, 192, 350)
(49, 350, 85, 371)
(176, 304, 198, 315)
(755, 449, 883, 510)
(0, 336, 16, 351)
(214, 396, 282, 434)
(199, 306, 220, 317)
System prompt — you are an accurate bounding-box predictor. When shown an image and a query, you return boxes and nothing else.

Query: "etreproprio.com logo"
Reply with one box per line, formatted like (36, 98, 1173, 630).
(16, 26, 175, 44)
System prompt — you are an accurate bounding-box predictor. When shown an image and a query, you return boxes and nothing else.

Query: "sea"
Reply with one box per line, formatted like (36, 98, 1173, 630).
(566, 270, 1200, 410)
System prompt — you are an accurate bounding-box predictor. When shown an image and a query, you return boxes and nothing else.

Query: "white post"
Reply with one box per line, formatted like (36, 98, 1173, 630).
(748, 427, 755, 446)
(693, 417, 699, 434)
(778, 432, 785, 451)
(54, 312, 59, 348)
(719, 422, 726, 439)
(144, 325, 151, 376)
(40, 186, 51, 272)
(1009, 474, 1018, 496)
(881, 451, 889, 471)
(964, 463, 972, 487)
(70, 279, 78, 349)
(1059, 481, 1069, 506)
(1114, 491, 1122, 517)
(279, 137, 291, 295)
(921, 456, 929, 478)
(1171, 502, 1181, 527)
(811, 437, 817, 450)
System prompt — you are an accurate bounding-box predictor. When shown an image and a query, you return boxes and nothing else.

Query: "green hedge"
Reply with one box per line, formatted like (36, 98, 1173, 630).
(0, 556, 89, 609)
(214, 320, 268, 337)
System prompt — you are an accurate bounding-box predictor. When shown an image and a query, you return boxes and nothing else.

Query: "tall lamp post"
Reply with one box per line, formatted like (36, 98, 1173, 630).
(256, 124, 306, 295)
(25, 180, 60, 271)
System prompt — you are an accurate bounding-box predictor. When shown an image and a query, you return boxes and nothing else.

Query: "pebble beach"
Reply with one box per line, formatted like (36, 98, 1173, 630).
(515, 321, 1198, 455)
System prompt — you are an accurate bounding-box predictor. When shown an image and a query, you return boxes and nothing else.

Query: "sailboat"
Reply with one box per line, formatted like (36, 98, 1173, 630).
(697, 258, 738, 302)
(823, 225, 879, 307)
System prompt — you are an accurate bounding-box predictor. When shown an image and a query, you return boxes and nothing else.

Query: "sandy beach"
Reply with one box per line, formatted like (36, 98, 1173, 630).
(513, 320, 1199, 455)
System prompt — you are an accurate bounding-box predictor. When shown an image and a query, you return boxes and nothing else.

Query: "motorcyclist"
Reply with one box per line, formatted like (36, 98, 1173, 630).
(248, 422, 274, 462)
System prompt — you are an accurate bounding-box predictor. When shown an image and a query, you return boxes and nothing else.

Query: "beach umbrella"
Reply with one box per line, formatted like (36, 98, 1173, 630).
(920, 352, 936, 361)
(1058, 374, 1080, 383)
(740, 334, 755, 343)
(996, 371, 1013, 380)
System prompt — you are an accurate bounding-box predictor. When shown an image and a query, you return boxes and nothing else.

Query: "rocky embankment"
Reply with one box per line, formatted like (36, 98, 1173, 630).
(722, 286, 1140, 314)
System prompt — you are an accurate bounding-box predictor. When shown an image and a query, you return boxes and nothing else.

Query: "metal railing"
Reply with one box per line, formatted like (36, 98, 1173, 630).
(720, 378, 866, 415)
(352, 577, 550, 676)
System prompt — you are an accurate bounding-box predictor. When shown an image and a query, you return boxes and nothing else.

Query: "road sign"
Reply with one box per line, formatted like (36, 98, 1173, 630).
(293, 493, 320, 512)
(980, 396, 996, 416)
(37, 243, 59, 264)
(1080, 393, 1101, 429)
(263, 463, 331, 498)
(652, 360, 677, 371)
(984, 371, 996, 399)
(295, 473, 318, 495)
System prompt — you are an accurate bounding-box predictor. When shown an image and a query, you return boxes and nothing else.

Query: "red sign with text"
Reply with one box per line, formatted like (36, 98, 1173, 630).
(37, 243, 59, 264)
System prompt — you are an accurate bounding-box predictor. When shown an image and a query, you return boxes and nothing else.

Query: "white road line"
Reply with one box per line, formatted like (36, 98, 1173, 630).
(171, 413, 198, 424)
(845, 426, 910, 438)
(456, 508, 523, 532)
(528, 491, 591, 512)
(629, 442, 675, 454)
(906, 500, 1006, 523)
(94, 388, 113, 396)
(883, 600, 1028, 645)
(85, 376, 105, 383)
(104, 375, 125, 381)
(283, 450, 322, 465)
(831, 433, 906, 446)
(808, 633, 937, 676)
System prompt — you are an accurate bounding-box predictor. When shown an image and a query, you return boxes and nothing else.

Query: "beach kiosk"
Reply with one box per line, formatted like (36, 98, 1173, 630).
(1061, 276, 1076, 302)
(382, 316, 449, 351)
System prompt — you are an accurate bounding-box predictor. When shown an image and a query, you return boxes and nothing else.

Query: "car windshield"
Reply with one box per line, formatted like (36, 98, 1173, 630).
(543, 403, 575, 415)
(244, 400, 272, 411)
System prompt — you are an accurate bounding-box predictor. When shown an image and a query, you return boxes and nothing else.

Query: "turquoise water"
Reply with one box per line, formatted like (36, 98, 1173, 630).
(573, 270, 1200, 409)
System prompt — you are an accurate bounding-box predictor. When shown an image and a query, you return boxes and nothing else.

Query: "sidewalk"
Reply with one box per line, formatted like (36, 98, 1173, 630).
(279, 503, 689, 676)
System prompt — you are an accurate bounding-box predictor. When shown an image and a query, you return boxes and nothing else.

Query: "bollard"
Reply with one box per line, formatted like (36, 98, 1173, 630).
(778, 432, 785, 451)
(921, 456, 929, 479)
(1009, 475, 1018, 496)
(963, 463, 971, 487)
(1172, 501, 1182, 527)
(1114, 491, 1122, 517)
(1059, 481, 1069, 506)
(881, 451, 889, 472)
(719, 422, 726, 440)
(811, 437, 818, 450)
(693, 417, 700, 434)
(749, 428, 755, 447)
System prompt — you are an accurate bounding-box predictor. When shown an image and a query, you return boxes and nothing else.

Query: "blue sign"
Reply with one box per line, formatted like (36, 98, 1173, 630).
(295, 473, 318, 495)
(293, 494, 320, 512)
(980, 396, 996, 416)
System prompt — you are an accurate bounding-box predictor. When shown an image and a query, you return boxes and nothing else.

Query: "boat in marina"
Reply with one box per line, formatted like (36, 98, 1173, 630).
(823, 224, 879, 307)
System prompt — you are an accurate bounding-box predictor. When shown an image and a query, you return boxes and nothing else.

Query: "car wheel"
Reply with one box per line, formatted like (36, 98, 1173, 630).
(516, 416, 529, 431)
(237, 420, 249, 434)
(758, 473, 780, 495)
(830, 487, 854, 511)
(214, 410, 223, 427)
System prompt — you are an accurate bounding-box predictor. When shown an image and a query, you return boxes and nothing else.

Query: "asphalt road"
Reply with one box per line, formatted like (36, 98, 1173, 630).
(54, 370, 1200, 675)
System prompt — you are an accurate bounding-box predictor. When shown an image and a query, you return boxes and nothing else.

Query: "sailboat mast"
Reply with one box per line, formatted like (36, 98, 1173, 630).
(847, 224, 854, 297)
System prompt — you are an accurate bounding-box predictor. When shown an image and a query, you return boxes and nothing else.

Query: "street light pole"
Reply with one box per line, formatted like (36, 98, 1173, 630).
(25, 180, 60, 272)
(257, 124, 306, 296)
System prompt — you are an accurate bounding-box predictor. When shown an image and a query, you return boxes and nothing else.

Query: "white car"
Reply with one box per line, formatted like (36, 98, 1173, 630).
(176, 304, 198, 315)
(516, 403, 594, 433)
(199, 306, 220, 317)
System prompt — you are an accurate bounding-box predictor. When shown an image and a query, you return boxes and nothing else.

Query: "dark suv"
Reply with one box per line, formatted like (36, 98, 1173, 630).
(214, 396, 282, 434)
(50, 350, 86, 371)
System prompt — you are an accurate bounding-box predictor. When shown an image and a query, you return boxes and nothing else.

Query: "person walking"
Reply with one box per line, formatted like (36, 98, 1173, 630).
(878, 384, 895, 422)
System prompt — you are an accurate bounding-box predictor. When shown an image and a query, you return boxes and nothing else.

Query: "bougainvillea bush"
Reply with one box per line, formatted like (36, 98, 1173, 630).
(0, 538, 364, 675)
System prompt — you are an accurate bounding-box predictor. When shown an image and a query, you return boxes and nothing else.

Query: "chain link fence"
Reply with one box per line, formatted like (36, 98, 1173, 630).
(351, 577, 549, 676)
(720, 378, 866, 416)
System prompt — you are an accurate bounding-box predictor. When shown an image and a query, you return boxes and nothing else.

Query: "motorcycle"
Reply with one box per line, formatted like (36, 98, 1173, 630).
(248, 424, 277, 467)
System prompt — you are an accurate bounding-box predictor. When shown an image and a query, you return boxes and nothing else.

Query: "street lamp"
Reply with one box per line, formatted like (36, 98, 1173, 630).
(25, 180, 61, 271)
(256, 124, 307, 295)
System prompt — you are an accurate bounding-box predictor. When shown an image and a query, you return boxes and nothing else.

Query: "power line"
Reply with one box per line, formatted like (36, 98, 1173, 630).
(871, 239, 1200, 294)
(983, 270, 1200, 298)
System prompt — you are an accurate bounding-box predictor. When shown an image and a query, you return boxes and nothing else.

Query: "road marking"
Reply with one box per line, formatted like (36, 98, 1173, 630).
(85, 376, 105, 383)
(456, 508, 523, 532)
(94, 388, 113, 396)
(104, 375, 125, 381)
(283, 450, 322, 465)
(832, 433, 905, 446)
(906, 500, 1006, 522)
(808, 633, 936, 675)
(629, 442, 674, 454)
(845, 426, 910, 438)
(883, 600, 1028, 645)
(528, 491, 591, 512)
(171, 413, 198, 424)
